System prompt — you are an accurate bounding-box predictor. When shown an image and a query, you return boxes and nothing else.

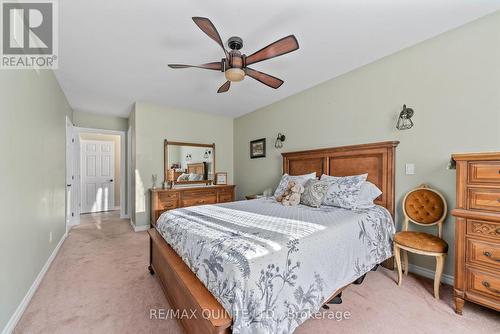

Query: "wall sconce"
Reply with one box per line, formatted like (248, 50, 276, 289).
(275, 133, 286, 149)
(185, 154, 192, 161)
(203, 149, 212, 159)
(396, 104, 415, 130)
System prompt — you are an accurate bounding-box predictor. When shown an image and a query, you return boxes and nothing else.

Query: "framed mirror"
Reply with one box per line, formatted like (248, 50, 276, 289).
(164, 140, 215, 187)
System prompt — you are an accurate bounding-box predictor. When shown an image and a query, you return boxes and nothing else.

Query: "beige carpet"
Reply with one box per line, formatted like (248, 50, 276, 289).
(15, 212, 499, 334)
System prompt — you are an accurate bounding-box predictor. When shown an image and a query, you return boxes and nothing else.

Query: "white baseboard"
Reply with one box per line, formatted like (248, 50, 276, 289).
(129, 219, 149, 232)
(134, 224, 150, 232)
(68, 219, 80, 228)
(1, 232, 68, 334)
(408, 263, 454, 286)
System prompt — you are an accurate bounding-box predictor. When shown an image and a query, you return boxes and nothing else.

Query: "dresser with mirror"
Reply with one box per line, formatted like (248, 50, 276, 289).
(150, 140, 235, 226)
(165, 140, 216, 187)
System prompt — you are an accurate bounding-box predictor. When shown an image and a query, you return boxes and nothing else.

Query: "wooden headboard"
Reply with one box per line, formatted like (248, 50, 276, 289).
(187, 162, 209, 180)
(282, 141, 399, 217)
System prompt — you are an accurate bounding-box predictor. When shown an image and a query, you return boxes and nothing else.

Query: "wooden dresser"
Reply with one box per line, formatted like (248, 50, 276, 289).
(451, 153, 500, 314)
(150, 185, 235, 226)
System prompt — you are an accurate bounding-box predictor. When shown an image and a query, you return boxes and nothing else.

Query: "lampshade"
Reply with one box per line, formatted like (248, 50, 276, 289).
(225, 68, 245, 82)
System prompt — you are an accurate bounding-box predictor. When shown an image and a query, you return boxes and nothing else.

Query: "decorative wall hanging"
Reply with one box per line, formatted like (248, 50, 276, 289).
(250, 138, 266, 159)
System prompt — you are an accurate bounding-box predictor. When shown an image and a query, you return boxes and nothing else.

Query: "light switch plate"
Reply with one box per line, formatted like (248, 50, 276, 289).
(405, 163, 415, 175)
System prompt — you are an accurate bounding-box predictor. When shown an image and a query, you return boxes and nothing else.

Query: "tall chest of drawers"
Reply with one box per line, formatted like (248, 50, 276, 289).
(451, 153, 500, 314)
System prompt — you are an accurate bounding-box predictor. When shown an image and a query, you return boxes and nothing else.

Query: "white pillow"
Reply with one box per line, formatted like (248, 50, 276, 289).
(274, 172, 316, 199)
(356, 182, 382, 209)
(188, 173, 203, 181)
(320, 173, 368, 209)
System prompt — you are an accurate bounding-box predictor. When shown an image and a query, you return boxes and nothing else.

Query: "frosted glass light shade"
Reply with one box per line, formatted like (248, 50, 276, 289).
(225, 68, 245, 82)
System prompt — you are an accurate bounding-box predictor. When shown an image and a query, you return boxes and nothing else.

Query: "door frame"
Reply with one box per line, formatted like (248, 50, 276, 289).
(74, 127, 128, 219)
(65, 116, 79, 230)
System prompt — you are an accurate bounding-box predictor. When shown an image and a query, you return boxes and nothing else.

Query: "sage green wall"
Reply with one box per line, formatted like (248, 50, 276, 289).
(73, 111, 128, 131)
(0, 70, 73, 330)
(234, 11, 500, 277)
(132, 102, 234, 228)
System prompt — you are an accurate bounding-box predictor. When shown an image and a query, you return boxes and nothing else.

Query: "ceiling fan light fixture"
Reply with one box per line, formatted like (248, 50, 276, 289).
(169, 17, 300, 93)
(225, 68, 245, 82)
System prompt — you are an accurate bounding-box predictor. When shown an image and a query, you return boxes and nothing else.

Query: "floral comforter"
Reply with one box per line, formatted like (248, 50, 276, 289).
(156, 198, 394, 334)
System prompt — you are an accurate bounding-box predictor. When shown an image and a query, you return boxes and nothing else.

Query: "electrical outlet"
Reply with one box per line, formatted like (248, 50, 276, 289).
(405, 163, 415, 175)
(49, 232, 53, 244)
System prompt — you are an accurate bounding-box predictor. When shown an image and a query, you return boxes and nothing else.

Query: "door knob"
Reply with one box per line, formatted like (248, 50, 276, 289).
(109, 179, 114, 182)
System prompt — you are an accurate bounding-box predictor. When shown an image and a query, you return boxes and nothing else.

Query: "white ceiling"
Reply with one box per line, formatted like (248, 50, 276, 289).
(55, 0, 500, 118)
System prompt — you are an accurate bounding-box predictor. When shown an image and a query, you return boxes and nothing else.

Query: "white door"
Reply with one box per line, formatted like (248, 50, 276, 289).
(81, 140, 115, 213)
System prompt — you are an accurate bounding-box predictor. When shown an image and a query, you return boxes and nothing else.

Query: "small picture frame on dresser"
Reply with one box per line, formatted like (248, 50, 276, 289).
(215, 172, 227, 185)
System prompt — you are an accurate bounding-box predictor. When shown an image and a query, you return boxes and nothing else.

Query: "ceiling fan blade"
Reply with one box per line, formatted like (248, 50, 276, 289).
(217, 81, 231, 93)
(245, 68, 284, 89)
(245, 35, 299, 66)
(192, 17, 229, 58)
(168, 62, 222, 71)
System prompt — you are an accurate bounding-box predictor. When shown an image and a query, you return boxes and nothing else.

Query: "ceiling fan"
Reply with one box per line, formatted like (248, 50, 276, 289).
(168, 17, 299, 93)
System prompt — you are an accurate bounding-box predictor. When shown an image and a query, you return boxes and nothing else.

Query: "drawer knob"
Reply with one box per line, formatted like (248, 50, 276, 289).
(496, 228, 500, 235)
(481, 280, 500, 294)
(483, 251, 500, 262)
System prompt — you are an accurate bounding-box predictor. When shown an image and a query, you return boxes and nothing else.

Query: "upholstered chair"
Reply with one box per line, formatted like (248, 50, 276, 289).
(394, 184, 448, 299)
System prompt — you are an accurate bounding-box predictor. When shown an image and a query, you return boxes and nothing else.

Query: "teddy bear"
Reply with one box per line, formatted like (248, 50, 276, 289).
(276, 180, 304, 206)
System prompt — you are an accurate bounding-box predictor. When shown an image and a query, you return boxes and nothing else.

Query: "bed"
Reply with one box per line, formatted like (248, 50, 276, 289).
(148, 141, 399, 334)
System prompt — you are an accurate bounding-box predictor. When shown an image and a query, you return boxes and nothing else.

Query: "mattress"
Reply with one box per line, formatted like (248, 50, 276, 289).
(156, 198, 395, 334)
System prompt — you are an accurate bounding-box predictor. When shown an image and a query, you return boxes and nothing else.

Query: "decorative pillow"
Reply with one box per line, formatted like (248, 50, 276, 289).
(300, 179, 330, 208)
(274, 172, 316, 199)
(320, 173, 368, 209)
(356, 182, 382, 209)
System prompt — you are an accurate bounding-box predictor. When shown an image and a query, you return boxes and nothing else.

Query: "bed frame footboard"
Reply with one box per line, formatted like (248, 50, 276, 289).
(148, 228, 232, 334)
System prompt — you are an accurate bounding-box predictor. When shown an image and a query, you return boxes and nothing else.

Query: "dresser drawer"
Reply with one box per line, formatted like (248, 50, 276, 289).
(468, 188, 500, 213)
(182, 196, 217, 207)
(218, 187, 233, 194)
(467, 238, 500, 270)
(158, 192, 180, 210)
(468, 162, 500, 184)
(183, 189, 216, 199)
(467, 219, 500, 240)
(218, 193, 233, 203)
(182, 189, 217, 207)
(466, 267, 500, 301)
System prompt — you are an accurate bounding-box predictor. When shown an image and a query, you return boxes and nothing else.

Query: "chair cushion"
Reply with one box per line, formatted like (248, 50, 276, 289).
(394, 231, 448, 253)
(404, 189, 444, 224)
